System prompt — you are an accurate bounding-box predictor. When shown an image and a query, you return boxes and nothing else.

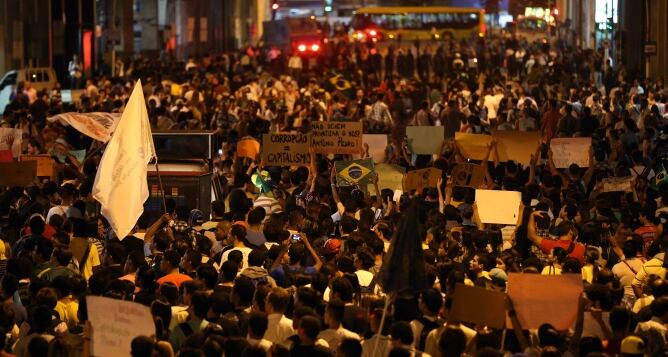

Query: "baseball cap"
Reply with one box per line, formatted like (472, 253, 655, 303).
(620, 335, 644, 356)
(323, 238, 342, 255)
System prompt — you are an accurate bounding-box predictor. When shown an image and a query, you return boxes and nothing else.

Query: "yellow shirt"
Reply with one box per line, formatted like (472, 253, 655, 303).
(55, 296, 79, 328)
(69, 237, 101, 281)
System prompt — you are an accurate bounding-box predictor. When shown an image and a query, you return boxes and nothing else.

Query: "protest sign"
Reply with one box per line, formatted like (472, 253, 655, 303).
(87, 296, 156, 357)
(335, 158, 374, 186)
(403, 168, 442, 192)
(261, 133, 310, 166)
(449, 284, 506, 329)
(0, 161, 37, 186)
(602, 177, 634, 192)
(493, 131, 541, 166)
(475, 189, 521, 225)
(507, 273, 582, 330)
(363, 134, 388, 163)
(550, 137, 592, 168)
(454, 132, 493, 160)
(368, 163, 405, 192)
(311, 121, 362, 154)
(452, 163, 486, 188)
(237, 137, 260, 159)
(406, 126, 445, 155)
(21, 155, 56, 177)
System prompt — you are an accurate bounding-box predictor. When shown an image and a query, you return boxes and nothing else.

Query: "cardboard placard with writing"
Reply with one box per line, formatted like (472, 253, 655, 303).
(454, 132, 493, 160)
(602, 176, 634, 192)
(335, 158, 374, 187)
(0, 161, 37, 187)
(550, 137, 592, 168)
(261, 133, 310, 166)
(87, 296, 156, 357)
(449, 283, 506, 329)
(475, 189, 522, 225)
(20, 155, 56, 177)
(237, 138, 261, 159)
(452, 163, 486, 188)
(403, 168, 442, 192)
(494, 131, 541, 166)
(367, 163, 406, 192)
(406, 126, 445, 155)
(363, 134, 388, 163)
(507, 273, 582, 330)
(311, 121, 363, 154)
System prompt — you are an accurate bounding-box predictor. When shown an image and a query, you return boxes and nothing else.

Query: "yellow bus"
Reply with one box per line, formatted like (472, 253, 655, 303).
(350, 6, 486, 42)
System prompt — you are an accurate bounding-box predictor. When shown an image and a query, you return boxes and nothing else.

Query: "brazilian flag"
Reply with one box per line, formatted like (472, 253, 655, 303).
(335, 158, 375, 187)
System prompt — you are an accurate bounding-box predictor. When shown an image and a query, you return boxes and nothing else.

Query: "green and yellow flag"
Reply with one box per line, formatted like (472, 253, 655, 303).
(335, 158, 375, 187)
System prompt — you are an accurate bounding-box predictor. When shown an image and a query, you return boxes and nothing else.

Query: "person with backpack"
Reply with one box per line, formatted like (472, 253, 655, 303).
(270, 233, 322, 288)
(410, 288, 443, 352)
(169, 291, 216, 351)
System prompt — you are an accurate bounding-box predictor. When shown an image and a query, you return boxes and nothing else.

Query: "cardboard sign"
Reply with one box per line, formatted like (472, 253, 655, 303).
(311, 121, 363, 154)
(507, 273, 582, 330)
(454, 132, 493, 160)
(406, 126, 445, 155)
(550, 137, 592, 168)
(20, 155, 56, 177)
(475, 189, 521, 225)
(449, 284, 506, 329)
(363, 134, 388, 163)
(452, 163, 486, 188)
(602, 176, 634, 192)
(0, 161, 37, 186)
(494, 131, 541, 166)
(237, 137, 260, 159)
(335, 158, 374, 186)
(87, 296, 156, 357)
(368, 163, 405, 192)
(403, 168, 442, 192)
(261, 133, 310, 166)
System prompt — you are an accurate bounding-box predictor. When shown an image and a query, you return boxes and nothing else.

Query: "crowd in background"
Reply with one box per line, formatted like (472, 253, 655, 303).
(0, 30, 667, 357)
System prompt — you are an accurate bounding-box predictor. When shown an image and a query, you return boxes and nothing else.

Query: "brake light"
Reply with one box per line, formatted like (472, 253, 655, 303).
(369, 30, 377, 36)
(298, 44, 306, 52)
(311, 44, 320, 52)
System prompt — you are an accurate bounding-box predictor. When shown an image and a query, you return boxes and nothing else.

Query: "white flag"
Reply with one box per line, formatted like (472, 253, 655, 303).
(47, 112, 121, 142)
(93, 80, 155, 239)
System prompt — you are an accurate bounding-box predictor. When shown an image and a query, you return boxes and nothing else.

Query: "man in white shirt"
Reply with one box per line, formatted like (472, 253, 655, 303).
(318, 298, 360, 352)
(247, 311, 273, 352)
(264, 287, 294, 346)
(219, 223, 253, 269)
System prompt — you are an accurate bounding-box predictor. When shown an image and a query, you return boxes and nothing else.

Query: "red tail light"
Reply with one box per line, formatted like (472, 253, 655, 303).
(298, 44, 306, 52)
(311, 44, 320, 52)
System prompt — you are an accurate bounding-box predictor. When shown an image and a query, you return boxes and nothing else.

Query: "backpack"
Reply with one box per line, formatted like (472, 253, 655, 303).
(282, 265, 310, 287)
(417, 317, 442, 351)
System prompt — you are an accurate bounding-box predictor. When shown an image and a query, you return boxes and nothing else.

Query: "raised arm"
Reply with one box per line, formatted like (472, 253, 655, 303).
(330, 165, 343, 215)
(144, 213, 172, 246)
(526, 212, 544, 247)
(301, 233, 323, 271)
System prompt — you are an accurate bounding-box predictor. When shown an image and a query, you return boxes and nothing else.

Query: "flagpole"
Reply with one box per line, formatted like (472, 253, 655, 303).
(153, 158, 168, 214)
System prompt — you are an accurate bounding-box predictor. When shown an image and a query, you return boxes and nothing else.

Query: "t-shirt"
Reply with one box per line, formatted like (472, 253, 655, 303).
(157, 272, 193, 288)
(69, 237, 101, 281)
(220, 247, 253, 270)
(539, 239, 585, 264)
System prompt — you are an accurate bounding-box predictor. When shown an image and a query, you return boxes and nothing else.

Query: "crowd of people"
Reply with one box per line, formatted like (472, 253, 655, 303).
(0, 26, 668, 357)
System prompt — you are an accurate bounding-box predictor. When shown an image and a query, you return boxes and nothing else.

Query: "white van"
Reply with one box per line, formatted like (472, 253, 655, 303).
(0, 67, 58, 114)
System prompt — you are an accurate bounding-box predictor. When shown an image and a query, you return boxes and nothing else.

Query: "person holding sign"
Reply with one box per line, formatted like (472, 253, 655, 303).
(527, 210, 586, 264)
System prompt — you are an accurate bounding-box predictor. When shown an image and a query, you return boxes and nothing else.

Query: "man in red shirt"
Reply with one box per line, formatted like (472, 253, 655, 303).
(528, 211, 586, 264)
(635, 206, 657, 254)
(157, 250, 192, 288)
